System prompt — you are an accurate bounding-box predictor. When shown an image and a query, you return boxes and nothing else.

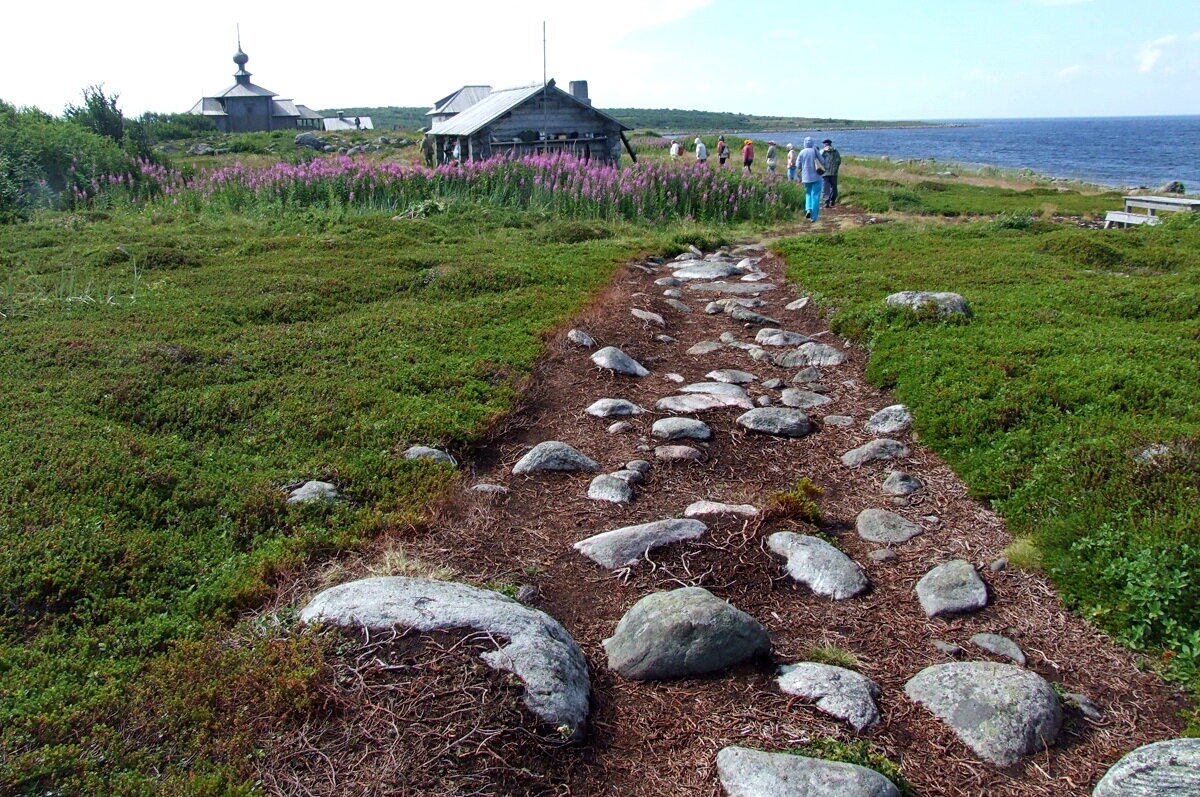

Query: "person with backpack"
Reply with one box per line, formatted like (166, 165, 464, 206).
(821, 139, 843, 207)
(716, 135, 730, 167)
(695, 137, 708, 165)
(798, 137, 826, 221)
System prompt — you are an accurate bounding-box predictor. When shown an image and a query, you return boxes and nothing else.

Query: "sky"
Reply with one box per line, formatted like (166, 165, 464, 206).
(4, 0, 1199, 121)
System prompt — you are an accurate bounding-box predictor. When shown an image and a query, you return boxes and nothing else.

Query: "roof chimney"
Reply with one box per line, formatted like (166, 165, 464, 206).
(569, 80, 591, 106)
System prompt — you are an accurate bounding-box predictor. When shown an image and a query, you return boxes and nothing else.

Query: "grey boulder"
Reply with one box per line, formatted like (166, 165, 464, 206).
(286, 480, 339, 504)
(299, 577, 589, 736)
(513, 441, 599, 475)
(781, 388, 834, 409)
(603, 587, 769, 679)
(856, 509, 923, 544)
(905, 661, 1062, 766)
(1093, 738, 1200, 797)
(777, 662, 882, 731)
(971, 633, 1027, 666)
(673, 262, 743, 280)
(773, 342, 848, 367)
(587, 474, 634, 504)
(842, 439, 911, 467)
(586, 398, 646, 417)
(706, 368, 757, 384)
(769, 532, 869, 600)
(755, 328, 814, 346)
(566, 329, 595, 347)
(882, 471, 923, 496)
(716, 746, 900, 797)
(865, 405, 913, 435)
(651, 417, 712, 441)
(736, 407, 812, 437)
(403, 445, 456, 465)
(916, 560, 988, 617)
(591, 346, 649, 377)
(885, 290, 971, 316)
(574, 518, 707, 568)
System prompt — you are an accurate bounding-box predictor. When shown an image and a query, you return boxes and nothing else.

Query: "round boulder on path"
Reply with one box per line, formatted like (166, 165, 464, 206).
(591, 346, 650, 377)
(904, 661, 1062, 767)
(781, 388, 834, 409)
(1093, 738, 1200, 797)
(652, 417, 712, 441)
(716, 746, 901, 797)
(299, 577, 590, 737)
(865, 405, 913, 435)
(574, 518, 707, 569)
(685, 500, 758, 520)
(842, 439, 911, 468)
(586, 398, 646, 418)
(603, 587, 770, 680)
(587, 474, 634, 503)
(916, 560, 988, 617)
(768, 532, 869, 600)
(777, 662, 883, 731)
(882, 471, 923, 496)
(856, 508, 923, 544)
(513, 441, 599, 475)
(773, 342, 848, 367)
(737, 407, 813, 437)
(706, 368, 757, 384)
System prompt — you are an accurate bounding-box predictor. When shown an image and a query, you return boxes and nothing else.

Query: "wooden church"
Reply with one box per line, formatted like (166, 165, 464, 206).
(189, 45, 322, 133)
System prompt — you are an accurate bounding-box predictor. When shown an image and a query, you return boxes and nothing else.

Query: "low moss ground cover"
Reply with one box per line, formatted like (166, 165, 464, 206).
(776, 217, 1200, 700)
(0, 204, 680, 791)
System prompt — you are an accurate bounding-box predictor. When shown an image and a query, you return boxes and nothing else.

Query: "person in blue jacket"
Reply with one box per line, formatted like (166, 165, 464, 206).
(798, 137, 826, 221)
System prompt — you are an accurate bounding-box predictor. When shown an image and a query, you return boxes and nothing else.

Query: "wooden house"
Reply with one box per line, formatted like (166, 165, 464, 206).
(189, 46, 322, 133)
(425, 80, 632, 166)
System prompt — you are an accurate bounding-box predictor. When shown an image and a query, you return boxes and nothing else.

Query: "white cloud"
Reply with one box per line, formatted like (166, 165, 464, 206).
(1139, 35, 1178, 73)
(1057, 64, 1085, 79)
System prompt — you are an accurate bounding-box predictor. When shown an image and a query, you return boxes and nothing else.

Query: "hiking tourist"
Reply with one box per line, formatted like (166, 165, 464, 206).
(798, 137, 826, 221)
(786, 143, 797, 181)
(821, 139, 842, 207)
(717, 136, 730, 167)
(695, 137, 708, 165)
(742, 139, 755, 175)
(670, 139, 682, 160)
(766, 141, 778, 174)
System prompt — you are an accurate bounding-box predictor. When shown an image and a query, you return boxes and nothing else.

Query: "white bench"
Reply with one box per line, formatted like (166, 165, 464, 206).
(1104, 210, 1160, 228)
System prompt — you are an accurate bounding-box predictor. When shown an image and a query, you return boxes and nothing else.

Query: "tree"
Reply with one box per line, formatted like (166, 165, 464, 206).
(65, 84, 124, 143)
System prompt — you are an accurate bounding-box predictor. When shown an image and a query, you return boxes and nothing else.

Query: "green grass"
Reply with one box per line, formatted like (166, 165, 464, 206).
(842, 174, 1120, 218)
(775, 219, 1200, 700)
(0, 203, 677, 792)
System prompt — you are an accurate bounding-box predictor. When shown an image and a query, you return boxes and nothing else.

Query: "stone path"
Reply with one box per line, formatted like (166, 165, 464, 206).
(295, 242, 1188, 796)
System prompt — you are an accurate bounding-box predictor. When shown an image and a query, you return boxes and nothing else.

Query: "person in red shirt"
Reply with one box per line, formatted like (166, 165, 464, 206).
(742, 139, 755, 175)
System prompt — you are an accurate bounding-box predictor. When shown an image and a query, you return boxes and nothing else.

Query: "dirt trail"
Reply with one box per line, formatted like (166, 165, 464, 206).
(266, 209, 1186, 796)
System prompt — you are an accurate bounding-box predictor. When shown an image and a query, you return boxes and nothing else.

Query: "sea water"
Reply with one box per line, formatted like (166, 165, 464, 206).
(737, 116, 1200, 190)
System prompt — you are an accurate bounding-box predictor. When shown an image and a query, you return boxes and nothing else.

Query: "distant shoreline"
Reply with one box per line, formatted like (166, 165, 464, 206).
(659, 123, 969, 138)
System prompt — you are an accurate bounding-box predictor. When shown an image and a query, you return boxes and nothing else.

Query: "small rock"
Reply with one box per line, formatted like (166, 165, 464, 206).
(755, 395, 772, 407)
(867, 549, 898, 563)
(824, 415, 855, 427)
(882, 471, 923, 496)
(673, 262, 742, 280)
(773, 342, 848, 367)
(916, 560, 988, 617)
(626, 459, 652, 473)
(855, 509, 923, 544)
(631, 308, 666, 327)
(403, 446, 456, 466)
(684, 500, 758, 520)
(970, 633, 1026, 665)
(514, 584, 539, 604)
(932, 640, 964, 656)
(885, 291, 971, 317)
(603, 587, 769, 679)
(1094, 738, 1200, 797)
(587, 474, 635, 504)
(761, 378, 784, 389)
(704, 301, 725, 314)
(591, 346, 649, 377)
(658, 393, 754, 412)
(865, 405, 913, 435)
(651, 417, 712, 441)
(706, 369, 757, 384)
(781, 388, 834, 409)
(728, 306, 781, 325)
(1062, 692, 1102, 721)
(513, 441, 599, 475)
(842, 439, 911, 468)
(777, 662, 882, 731)
(575, 518, 706, 568)
(988, 557, 1008, 572)
(687, 280, 776, 295)
(566, 329, 595, 347)
(768, 532, 869, 600)
(662, 289, 684, 299)
(586, 398, 646, 417)
(785, 296, 811, 310)
(470, 483, 509, 495)
(609, 469, 645, 485)
(287, 480, 339, 504)
(755, 328, 814, 347)
(686, 340, 724, 355)
(656, 333, 678, 343)
(655, 277, 683, 287)
(663, 372, 685, 382)
(793, 366, 822, 383)
(716, 746, 900, 797)
(607, 421, 635, 434)
(655, 445, 703, 462)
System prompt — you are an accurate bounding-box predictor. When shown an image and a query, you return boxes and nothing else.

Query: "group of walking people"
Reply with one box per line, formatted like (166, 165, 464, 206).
(687, 135, 841, 221)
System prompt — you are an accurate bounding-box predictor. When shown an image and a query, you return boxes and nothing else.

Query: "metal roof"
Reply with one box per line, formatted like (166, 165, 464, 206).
(188, 97, 228, 116)
(323, 115, 374, 130)
(427, 83, 629, 137)
(427, 85, 492, 116)
(214, 80, 278, 98)
(295, 104, 322, 120)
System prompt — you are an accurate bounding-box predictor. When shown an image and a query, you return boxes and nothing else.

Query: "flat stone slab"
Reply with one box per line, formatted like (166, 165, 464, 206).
(736, 407, 812, 437)
(287, 480, 339, 504)
(856, 508, 923, 544)
(687, 281, 777, 294)
(773, 342, 848, 367)
(769, 532, 869, 600)
(608, 468, 645, 485)
(728, 305, 781, 325)
(566, 329, 595, 347)
(916, 560, 988, 617)
(706, 369, 757, 384)
(603, 587, 769, 679)
(755, 328, 814, 346)
(865, 404, 913, 435)
(842, 439, 911, 467)
(673, 262, 744, 280)
(631, 308, 666, 326)
(686, 340, 724, 356)
(663, 298, 692, 313)
(651, 417, 712, 441)
(786, 296, 811, 310)
(587, 474, 634, 503)
(1093, 738, 1200, 797)
(781, 388, 834, 409)
(684, 500, 758, 520)
(679, 381, 751, 398)
(299, 577, 590, 736)
(905, 662, 1062, 766)
(586, 398, 646, 417)
(513, 441, 599, 475)
(658, 392, 755, 412)
(403, 445, 456, 466)
(590, 346, 649, 377)
(885, 290, 971, 316)
(824, 415, 855, 427)
(574, 519, 707, 568)
(970, 633, 1027, 665)
(655, 445, 703, 462)
(716, 746, 901, 797)
(777, 662, 882, 731)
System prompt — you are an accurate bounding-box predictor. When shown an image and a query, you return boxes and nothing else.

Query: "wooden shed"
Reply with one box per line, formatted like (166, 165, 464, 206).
(425, 80, 631, 166)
